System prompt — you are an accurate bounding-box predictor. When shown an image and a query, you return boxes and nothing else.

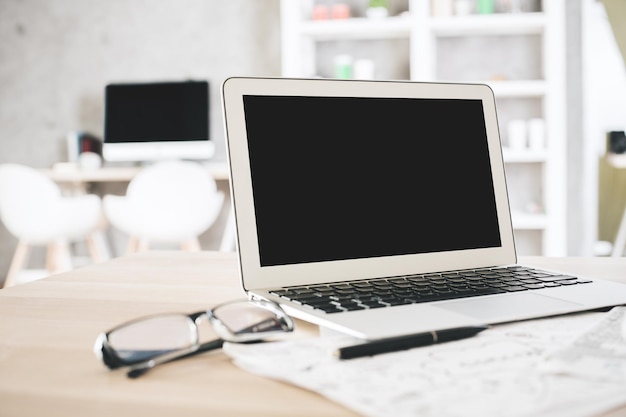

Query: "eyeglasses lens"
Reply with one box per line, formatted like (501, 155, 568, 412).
(211, 302, 292, 341)
(108, 315, 197, 363)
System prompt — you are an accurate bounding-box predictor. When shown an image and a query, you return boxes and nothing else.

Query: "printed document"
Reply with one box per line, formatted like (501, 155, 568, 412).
(224, 308, 626, 417)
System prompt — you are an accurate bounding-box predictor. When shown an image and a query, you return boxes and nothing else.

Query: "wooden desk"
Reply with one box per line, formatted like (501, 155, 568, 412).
(0, 252, 625, 417)
(43, 161, 230, 187)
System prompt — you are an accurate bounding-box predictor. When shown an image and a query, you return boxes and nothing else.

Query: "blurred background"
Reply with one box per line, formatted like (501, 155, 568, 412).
(0, 0, 625, 286)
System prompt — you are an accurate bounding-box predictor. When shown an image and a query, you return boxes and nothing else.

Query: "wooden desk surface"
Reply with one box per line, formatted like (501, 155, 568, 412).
(1, 252, 625, 417)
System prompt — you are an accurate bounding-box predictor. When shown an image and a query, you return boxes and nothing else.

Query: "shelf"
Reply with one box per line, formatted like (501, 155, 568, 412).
(281, 0, 566, 255)
(298, 12, 545, 40)
(430, 12, 546, 37)
(299, 16, 412, 40)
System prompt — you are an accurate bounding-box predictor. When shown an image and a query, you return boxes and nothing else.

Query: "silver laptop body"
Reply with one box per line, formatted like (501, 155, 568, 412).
(222, 76, 626, 340)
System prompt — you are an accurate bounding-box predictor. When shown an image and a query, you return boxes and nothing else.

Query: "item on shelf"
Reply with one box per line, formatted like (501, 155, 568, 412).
(454, 0, 473, 15)
(78, 152, 103, 170)
(507, 119, 527, 150)
(331, 3, 350, 19)
(500, 0, 541, 13)
(431, 0, 454, 16)
(366, 0, 388, 19)
(501, 0, 523, 13)
(312, 4, 329, 20)
(66, 131, 103, 163)
(334, 54, 353, 79)
(477, 0, 495, 14)
(608, 131, 626, 154)
(528, 118, 545, 151)
(353, 59, 375, 79)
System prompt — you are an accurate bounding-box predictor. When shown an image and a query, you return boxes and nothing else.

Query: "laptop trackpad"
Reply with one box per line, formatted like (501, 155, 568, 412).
(436, 292, 581, 320)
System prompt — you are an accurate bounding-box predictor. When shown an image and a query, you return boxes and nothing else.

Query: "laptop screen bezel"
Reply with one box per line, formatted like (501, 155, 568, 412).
(222, 77, 517, 291)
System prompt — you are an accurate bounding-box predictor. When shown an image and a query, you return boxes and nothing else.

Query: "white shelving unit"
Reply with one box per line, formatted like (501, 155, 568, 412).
(280, 0, 566, 256)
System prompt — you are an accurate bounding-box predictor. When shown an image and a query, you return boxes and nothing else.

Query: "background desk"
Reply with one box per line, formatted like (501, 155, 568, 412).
(42, 161, 230, 195)
(0, 252, 625, 417)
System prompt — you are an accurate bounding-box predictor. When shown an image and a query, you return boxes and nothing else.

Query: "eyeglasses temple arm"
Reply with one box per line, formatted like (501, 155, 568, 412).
(127, 338, 224, 379)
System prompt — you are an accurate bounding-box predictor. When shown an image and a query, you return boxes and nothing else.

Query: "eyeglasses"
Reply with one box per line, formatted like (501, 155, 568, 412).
(93, 299, 294, 378)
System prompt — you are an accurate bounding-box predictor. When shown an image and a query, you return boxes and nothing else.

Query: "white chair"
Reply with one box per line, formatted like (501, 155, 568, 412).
(0, 163, 107, 288)
(103, 160, 224, 254)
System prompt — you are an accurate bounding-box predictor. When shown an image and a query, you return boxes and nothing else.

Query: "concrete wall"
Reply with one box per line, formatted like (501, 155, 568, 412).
(0, 0, 281, 279)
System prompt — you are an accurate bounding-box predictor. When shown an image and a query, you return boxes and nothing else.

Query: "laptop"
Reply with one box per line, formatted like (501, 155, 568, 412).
(221, 76, 626, 340)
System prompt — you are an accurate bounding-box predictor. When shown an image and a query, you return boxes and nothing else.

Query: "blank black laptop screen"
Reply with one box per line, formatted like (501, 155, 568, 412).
(243, 95, 501, 267)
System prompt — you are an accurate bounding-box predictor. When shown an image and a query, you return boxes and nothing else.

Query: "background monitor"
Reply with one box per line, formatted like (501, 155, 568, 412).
(103, 80, 214, 162)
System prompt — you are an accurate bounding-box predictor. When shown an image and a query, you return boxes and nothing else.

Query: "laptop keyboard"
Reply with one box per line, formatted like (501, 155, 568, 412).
(269, 266, 593, 314)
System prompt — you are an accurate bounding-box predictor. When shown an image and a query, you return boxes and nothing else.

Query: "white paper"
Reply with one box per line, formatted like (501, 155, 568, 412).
(542, 306, 626, 382)
(224, 311, 626, 417)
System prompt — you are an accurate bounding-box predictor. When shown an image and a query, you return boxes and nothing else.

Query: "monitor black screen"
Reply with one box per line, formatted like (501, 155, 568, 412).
(104, 80, 209, 143)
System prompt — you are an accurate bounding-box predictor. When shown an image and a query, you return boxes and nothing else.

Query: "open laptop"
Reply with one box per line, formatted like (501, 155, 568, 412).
(221, 77, 626, 340)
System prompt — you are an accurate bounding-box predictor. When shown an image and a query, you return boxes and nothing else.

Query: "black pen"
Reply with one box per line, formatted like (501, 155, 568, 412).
(336, 325, 489, 360)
